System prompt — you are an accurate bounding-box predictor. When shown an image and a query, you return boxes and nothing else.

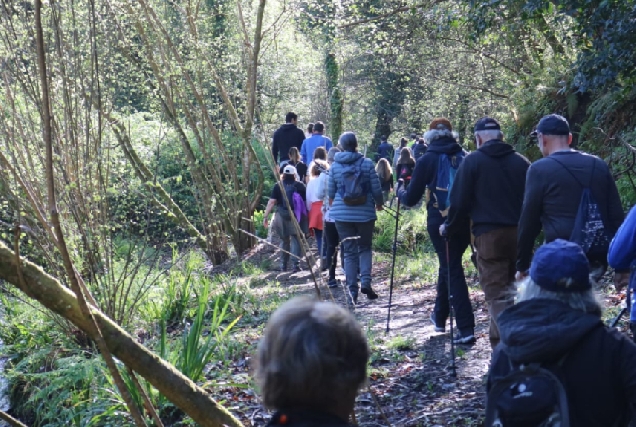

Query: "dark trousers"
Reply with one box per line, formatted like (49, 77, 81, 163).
(427, 216, 475, 335)
(324, 221, 342, 281)
(474, 226, 517, 348)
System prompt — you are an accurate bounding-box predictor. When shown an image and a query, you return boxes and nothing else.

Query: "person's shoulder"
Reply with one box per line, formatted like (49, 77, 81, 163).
(511, 151, 531, 165)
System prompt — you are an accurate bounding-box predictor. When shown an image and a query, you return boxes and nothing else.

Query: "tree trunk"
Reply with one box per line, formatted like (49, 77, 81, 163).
(326, 53, 343, 140)
(0, 241, 242, 427)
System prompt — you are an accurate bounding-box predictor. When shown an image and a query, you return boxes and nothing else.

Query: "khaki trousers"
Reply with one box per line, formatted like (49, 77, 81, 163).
(474, 226, 517, 349)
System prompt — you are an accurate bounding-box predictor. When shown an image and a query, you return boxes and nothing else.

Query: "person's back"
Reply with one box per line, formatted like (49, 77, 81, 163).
(489, 240, 636, 427)
(412, 140, 428, 161)
(273, 112, 306, 164)
(450, 139, 530, 236)
(301, 122, 332, 165)
(375, 137, 394, 162)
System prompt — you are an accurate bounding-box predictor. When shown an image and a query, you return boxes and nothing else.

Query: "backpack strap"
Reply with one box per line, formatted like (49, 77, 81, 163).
(549, 156, 596, 189)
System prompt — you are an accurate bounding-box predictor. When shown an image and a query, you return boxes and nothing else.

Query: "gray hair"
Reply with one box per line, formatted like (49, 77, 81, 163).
(474, 129, 504, 143)
(254, 297, 369, 411)
(516, 278, 603, 317)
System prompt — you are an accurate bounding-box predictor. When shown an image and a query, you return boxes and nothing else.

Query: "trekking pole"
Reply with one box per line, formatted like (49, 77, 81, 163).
(386, 198, 401, 333)
(445, 238, 457, 378)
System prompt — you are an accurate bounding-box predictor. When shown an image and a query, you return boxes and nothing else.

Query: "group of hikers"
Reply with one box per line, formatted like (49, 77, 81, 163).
(259, 110, 636, 427)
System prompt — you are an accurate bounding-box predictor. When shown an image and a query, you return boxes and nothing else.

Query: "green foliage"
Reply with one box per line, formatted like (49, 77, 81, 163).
(373, 206, 430, 255)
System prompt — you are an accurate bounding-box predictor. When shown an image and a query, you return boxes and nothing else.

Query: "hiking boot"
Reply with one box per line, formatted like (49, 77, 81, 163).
(452, 331, 476, 345)
(360, 285, 378, 300)
(430, 314, 445, 333)
(291, 265, 301, 273)
(328, 279, 339, 288)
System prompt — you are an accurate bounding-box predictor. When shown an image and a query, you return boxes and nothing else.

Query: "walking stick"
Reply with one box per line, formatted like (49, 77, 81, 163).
(445, 238, 457, 378)
(386, 198, 401, 333)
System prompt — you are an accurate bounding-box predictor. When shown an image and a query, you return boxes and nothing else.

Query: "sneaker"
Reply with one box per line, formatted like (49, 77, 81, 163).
(430, 314, 445, 333)
(328, 279, 339, 288)
(452, 332, 476, 345)
(360, 286, 378, 300)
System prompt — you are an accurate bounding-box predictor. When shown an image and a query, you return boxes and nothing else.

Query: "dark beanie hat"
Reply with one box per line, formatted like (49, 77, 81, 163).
(429, 117, 452, 131)
(529, 239, 592, 293)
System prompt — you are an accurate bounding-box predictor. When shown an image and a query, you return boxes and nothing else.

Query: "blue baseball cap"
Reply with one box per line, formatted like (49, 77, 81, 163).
(529, 239, 591, 292)
(536, 114, 570, 136)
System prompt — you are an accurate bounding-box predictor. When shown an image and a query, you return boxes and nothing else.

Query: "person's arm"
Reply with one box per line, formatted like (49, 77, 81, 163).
(367, 160, 384, 207)
(272, 136, 279, 163)
(516, 165, 544, 273)
(326, 138, 332, 151)
(398, 155, 434, 207)
(445, 158, 474, 236)
(305, 180, 315, 210)
(328, 166, 336, 201)
(300, 141, 307, 163)
(609, 206, 636, 271)
(263, 198, 277, 228)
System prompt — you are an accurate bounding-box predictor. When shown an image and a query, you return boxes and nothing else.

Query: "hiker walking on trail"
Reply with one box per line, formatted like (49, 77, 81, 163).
(255, 297, 368, 427)
(412, 137, 428, 161)
(263, 165, 307, 273)
(486, 239, 636, 427)
(305, 123, 314, 139)
(393, 137, 409, 168)
(375, 158, 393, 204)
(374, 135, 394, 163)
(441, 117, 530, 349)
(272, 112, 306, 165)
(321, 147, 344, 287)
(395, 147, 415, 185)
(280, 147, 308, 183)
(328, 132, 384, 305)
(397, 118, 476, 345)
(516, 114, 624, 283)
(301, 121, 332, 166)
(306, 159, 329, 261)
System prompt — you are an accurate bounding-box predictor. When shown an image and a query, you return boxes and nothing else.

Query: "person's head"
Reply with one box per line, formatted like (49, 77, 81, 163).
(399, 147, 414, 164)
(288, 146, 301, 163)
(313, 121, 325, 135)
(533, 114, 572, 157)
(380, 134, 387, 142)
(254, 297, 369, 419)
(425, 118, 453, 143)
(327, 147, 341, 165)
(281, 164, 298, 181)
(310, 159, 329, 179)
(313, 146, 327, 162)
(375, 158, 392, 181)
(418, 138, 426, 145)
(400, 137, 408, 148)
(474, 117, 504, 148)
(410, 133, 416, 140)
(517, 239, 602, 317)
(285, 112, 298, 124)
(416, 133, 422, 140)
(339, 132, 358, 152)
(307, 123, 314, 134)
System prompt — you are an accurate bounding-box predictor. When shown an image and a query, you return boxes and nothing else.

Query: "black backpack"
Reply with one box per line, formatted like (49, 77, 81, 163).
(485, 354, 570, 427)
(278, 182, 297, 219)
(550, 157, 610, 257)
(339, 157, 367, 206)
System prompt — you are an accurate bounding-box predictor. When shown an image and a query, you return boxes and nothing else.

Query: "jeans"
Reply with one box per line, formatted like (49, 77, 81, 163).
(335, 220, 375, 297)
(427, 216, 475, 336)
(280, 235, 301, 269)
(474, 226, 517, 348)
(314, 229, 325, 259)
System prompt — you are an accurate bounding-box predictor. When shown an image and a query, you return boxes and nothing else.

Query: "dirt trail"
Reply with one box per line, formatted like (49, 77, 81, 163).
(240, 243, 493, 426)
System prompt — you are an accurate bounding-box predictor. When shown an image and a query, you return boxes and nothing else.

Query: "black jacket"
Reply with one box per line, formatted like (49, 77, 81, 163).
(489, 299, 636, 427)
(272, 124, 305, 163)
(266, 410, 353, 427)
(516, 150, 624, 272)
(446, 140, 530, 237)
(398, 130, 466, 226)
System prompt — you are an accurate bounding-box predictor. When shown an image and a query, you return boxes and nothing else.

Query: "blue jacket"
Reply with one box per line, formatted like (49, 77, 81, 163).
(301, 134, 333, 165)
(328, 152, 384, 223)
(608, 205, 635, 272)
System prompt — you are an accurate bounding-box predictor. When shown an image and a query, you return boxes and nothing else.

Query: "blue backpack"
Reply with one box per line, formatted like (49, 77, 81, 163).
(551, 158, 610, 256)
(339, 157, 368, 206)
(433, 152, 465, 217)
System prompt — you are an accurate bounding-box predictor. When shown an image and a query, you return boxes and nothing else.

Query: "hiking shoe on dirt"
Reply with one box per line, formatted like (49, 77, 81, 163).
(452, 332, 476, 345)
(291, 265, 300, 273)
(328, 279, 339, 288)
(430, 314, 445, 333)
(360, 286, 378, 300)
